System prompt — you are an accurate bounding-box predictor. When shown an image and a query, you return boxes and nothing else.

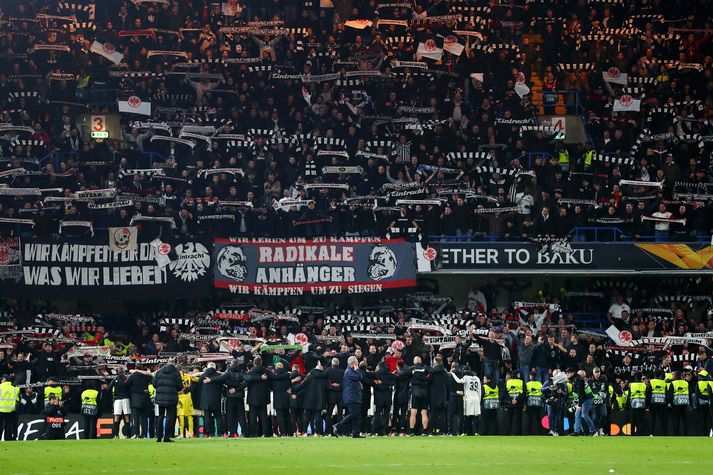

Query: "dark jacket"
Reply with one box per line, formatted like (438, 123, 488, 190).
(244, 365, 271, 407)
(429, 365, 448, 409)
(199, 367, 223, 411)
(342, 367, 364, 405)
(109, 374, 131, 400)
(152, 364, 183, 407)
(296, 366, 327, 410)
(222, 364, 246, 400)
(126, 371, 152, 409)
(289, 370, 305, 409)
(410, 363, 431, 397)
(392, 368, 412, 404)
(371, 367, 394, 407)
(33, 347, 71, 379)
(270, 367, 292, 410)
(324, 365, 345, 395)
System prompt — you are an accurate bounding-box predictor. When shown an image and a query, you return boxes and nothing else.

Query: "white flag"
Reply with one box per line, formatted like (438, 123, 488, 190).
(605, 325, 635, 346)
(108, 226, 137, 252)
(118, 96, 151, 116)
(612, 95, 641, 112)
(602, 67, 627, 85)
(150, 238, 172, 268)
(90, 40, 124, 65)
(514, 82, 531, 98)
(416, 40, 443, 61)
(441, 35, 464, 56)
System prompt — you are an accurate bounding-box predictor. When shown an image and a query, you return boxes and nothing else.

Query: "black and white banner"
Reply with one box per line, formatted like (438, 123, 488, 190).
(213, 238, 416, 296)
(1, 239, 212, 300)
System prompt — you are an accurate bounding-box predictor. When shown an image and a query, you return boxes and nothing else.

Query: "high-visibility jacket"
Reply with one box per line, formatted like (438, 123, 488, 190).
(484, 384, 499, 399)
(0, 381, 19, 413)
(650, 379, 667, 405)
(483, 383, 499, 410)
(629, 382, 647, 409)
(506, 378, 524, 397)
(526, 380, 542, 396)
(526, 380, 543, 407)
(697, 379, 711, 405)
(671, 380, 689, 406)
(558, 150, 570, 165)
(44, 385, 62, 402)
(81, 389, 99, 406)
(583, 150, 594, 166)
(80, 389, 99, 416)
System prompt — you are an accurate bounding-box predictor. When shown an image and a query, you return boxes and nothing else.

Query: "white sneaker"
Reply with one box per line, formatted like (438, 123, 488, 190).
(553, 432, 559, 436)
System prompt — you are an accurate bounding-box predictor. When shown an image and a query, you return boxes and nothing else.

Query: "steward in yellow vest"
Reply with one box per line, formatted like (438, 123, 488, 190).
(524, 375, 543, 435)
(80, 384, 101, 440)
(504, 372, 524, 435)
(0, 374, 19, 441)
(627, 372, 649, 436)
(649, 369, 669, 436)
(481, 375, 500, 436)
(670, 371, 690, 436)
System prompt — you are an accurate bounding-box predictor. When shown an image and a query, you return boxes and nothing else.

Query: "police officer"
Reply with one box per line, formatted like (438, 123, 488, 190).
(649, 370, 668, 436)
(0, 374, 19, 441)
(524, 372, 543, 435)
(481, 374, 500, 435)
(627, 372, 650, 436)
(504, 371, 524, 435)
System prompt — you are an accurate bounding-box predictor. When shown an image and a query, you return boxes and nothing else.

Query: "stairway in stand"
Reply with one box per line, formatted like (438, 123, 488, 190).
(524, 34, 568, 116)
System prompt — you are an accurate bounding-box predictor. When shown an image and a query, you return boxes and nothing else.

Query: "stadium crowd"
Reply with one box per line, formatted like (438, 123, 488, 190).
(0, 0, 712, 241)
(2, 276, 713, 440)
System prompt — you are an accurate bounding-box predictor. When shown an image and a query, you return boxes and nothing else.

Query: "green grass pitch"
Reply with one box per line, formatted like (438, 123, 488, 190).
(2, 437, 709, 474)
